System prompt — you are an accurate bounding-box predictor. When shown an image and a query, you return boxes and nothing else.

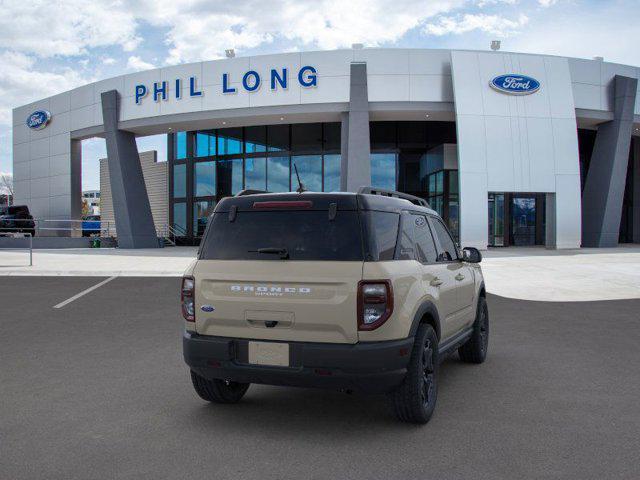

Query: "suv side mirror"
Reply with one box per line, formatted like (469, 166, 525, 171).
(462, 247, 482, 263)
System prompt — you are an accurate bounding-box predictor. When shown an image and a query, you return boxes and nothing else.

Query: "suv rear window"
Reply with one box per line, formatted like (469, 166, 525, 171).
(199, 210, 364, 261)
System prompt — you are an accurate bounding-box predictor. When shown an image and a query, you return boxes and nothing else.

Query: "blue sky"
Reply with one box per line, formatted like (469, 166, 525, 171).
(1, 0, 639, 192)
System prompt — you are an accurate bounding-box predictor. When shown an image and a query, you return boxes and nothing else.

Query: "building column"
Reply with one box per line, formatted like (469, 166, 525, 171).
(340, 62, 371, 192)
(582, 75, 638, 247)
(101, 90, 158, 248)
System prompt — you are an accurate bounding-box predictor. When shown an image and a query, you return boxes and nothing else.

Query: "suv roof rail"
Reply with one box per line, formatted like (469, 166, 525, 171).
(357, 187, 431, 208)
(235, 189, 269, 197)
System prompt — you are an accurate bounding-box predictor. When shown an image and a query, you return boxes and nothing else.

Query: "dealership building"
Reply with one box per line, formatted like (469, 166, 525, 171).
(11, 48, 640, 249)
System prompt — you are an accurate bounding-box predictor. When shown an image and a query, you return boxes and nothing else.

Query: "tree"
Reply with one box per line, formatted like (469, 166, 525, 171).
(0, 173, 13, 206)
(82, 199, 91, 217)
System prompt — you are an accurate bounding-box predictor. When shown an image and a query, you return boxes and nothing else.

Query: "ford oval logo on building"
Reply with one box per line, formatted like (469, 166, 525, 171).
(26, 110, 52, 130)
(490, 74, 540, 95)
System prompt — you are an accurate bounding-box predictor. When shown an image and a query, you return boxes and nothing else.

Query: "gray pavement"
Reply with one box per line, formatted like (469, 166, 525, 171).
(1, 277, 639, 480)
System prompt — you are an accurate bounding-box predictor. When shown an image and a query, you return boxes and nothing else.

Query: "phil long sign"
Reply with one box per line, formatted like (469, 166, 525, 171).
(490, 74, 540, 95)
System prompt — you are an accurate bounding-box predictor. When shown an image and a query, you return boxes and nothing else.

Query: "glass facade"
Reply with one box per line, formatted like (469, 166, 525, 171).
(169, 123, 341, 239)
(369, 122, 459, 241)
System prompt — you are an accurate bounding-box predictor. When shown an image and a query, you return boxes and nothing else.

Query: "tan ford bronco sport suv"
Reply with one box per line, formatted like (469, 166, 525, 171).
(182, 187, 488, 423)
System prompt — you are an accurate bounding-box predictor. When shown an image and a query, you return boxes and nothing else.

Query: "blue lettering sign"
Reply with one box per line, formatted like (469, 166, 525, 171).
(153, 81, 168, 102)
(298, 66, 317, 87)
(189, 76, 202, 97)
(135, 85, 148, 104)
(222, 73, 236, 94)
(490, 74, 540, 95)
(271, 68, 287, 90)
(242, 70, 261, 92)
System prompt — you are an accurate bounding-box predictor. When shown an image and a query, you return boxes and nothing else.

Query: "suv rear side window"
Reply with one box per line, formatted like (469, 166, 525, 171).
(430, 217, 459, 261)
(199, 210, 364, 261)
(363, 211, 399, 261)
(398, 213, 437, 263)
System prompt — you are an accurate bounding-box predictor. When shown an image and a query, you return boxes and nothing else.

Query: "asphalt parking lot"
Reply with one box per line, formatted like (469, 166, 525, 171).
(1, 277, 639, 480)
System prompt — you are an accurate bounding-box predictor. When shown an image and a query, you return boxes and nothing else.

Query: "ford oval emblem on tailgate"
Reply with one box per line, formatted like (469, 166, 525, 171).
(201, 305, 215, 312)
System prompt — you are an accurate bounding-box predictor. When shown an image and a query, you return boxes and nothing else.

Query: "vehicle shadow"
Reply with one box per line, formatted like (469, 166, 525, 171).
(180, 355, 468, 433)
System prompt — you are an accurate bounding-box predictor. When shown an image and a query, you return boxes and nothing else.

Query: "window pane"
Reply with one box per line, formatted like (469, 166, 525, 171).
(397, 214, 415, 261)
(449, 170, 459, 195)
(291, 123, 322, 152)
(365, 211, 399, 261)
(267, 124, 289, 151)
(217, 128, 243, 155)
(194, 200, 216, 237)
(245, 126, 267, 153)
(194, 161, 216, 197)
(245, 157, 266, 191)
(323, 123, 341, 151)
(195, 131, 215, 157)
(173, 202, 187, 234)
(291, 155, 322, 192)
(175, 132, 187, 160)
(413, 215, 438, 263)
(431, 217, 458, 261)
(267, 156, 290, 192)
(217, 159, 243, 196)
(173, 163, 186, 198)
(371, 153, 396, 190)
(200, 211, 363, 261)
(323, 154, 341, 192)
(370, 122, 396, 150)
(436, 171, 444, 195)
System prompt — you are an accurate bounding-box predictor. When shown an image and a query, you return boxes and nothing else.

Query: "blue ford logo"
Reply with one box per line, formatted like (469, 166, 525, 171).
(201, 305, 215, 312)
(490, 74, 540, 95)
(26, 110, 52, 130)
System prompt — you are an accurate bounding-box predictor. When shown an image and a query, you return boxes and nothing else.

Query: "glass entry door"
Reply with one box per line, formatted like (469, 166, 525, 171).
(510, 196, 537, 246)
(488, 193, 505, 246)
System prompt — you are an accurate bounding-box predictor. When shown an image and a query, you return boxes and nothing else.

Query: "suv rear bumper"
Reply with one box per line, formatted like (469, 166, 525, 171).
(183, 331, 414, 394)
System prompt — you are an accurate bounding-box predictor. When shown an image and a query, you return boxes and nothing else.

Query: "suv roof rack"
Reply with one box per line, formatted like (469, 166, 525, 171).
(357, 187, 431, 208)
(235, 189, 269, 197)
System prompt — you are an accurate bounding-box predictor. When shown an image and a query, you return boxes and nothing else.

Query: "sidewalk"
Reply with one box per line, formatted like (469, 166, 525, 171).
(482, 245, 640, 301)
(0, 247, 198, 277)
(1, 245, 639, 301)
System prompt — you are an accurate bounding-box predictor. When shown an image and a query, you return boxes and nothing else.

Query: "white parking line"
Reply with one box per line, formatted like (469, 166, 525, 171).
(53, 276, 118, 309)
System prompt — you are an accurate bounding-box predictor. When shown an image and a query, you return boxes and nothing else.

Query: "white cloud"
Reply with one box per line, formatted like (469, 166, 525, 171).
(102, 57, 117, 65)
(424, 13, 529, 36)
(126, 56, 156, 72)
(0, 0, 141, 58)
(0, 51, 86, 124)
(538, 0, 558, 6)
(134, 0, 466, 64)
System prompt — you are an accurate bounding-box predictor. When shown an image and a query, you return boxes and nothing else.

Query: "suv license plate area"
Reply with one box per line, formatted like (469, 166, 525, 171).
(248, 341, 290, 367)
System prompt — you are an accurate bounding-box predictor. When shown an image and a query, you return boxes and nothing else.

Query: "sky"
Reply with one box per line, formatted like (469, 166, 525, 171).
(0, 0, 639, 192)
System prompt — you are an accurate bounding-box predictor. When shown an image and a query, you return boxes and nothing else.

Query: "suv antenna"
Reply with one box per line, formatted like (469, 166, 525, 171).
(293, 163, 306, 193)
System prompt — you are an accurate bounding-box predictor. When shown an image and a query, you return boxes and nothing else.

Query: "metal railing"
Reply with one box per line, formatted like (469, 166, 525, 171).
(0, 218, 116, 237)
(0, 232, 33, 266)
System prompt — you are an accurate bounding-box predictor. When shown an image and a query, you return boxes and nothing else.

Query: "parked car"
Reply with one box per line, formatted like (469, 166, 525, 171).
(0, 205, 35, 236)
(181, 187, 488, 424)
(82, 215, 101, 237)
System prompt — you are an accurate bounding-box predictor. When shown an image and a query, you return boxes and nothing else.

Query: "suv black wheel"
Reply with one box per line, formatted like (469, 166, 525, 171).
(190, 370, 250, 404)
(458, 296, 489, 364)
(389, 324, 438, 424)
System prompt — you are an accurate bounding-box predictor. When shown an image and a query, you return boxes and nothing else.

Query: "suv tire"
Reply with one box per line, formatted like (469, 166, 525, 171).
(389, 324, 438, 424)
(458, 296, 489, 364)
(190, 370, 250, 404)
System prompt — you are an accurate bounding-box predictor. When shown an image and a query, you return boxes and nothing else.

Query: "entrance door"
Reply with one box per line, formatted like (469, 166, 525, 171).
(488, 193, 505, 246)
(510, 196, 537, 246)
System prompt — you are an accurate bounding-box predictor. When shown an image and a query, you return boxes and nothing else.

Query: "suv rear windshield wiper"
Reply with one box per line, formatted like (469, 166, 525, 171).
(248, 247, 290, 259)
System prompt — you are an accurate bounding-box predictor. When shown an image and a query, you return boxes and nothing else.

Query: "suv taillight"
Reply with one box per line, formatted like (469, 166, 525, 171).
(357, 280, 393, 331)
(181, 276, 195, 322)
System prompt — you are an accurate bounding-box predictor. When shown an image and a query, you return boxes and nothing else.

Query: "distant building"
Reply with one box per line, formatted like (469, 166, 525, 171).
(82, 190, 100, 215)
(99, 150, 168, 237)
